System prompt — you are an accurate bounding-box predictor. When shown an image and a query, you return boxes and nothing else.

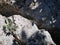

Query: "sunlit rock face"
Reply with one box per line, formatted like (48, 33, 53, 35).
(0, 15, 14, 45)
(27, 29, 56, 45)
(0, 15, 56, 45)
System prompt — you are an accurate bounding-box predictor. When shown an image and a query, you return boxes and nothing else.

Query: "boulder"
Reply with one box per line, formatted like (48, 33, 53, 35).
(0, 15, 56, 45)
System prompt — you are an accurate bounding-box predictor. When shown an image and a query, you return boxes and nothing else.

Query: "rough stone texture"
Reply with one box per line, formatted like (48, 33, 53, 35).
(0, 0, 60, 43)
(0, 15, 56, 45)
(13, 0, 60, 44)
(0, 15, 14, 45)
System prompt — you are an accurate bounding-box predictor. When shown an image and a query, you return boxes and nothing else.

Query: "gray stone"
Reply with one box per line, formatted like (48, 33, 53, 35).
(0, 15, 56, 45)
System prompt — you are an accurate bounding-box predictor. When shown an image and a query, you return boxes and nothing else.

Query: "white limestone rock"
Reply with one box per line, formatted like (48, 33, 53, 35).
(0, 15, 56, 45)
(0, 15, 14, 45)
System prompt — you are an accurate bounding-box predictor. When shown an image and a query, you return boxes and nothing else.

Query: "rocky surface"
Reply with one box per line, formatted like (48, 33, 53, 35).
(0, 15, 56, 45)
(14, 0, 60, 44)
(0, 0, 60, 45)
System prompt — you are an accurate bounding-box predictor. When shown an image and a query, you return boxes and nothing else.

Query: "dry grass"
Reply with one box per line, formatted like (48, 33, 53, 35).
(0, 3, 22, 16)
(0, 3, 33, 20)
